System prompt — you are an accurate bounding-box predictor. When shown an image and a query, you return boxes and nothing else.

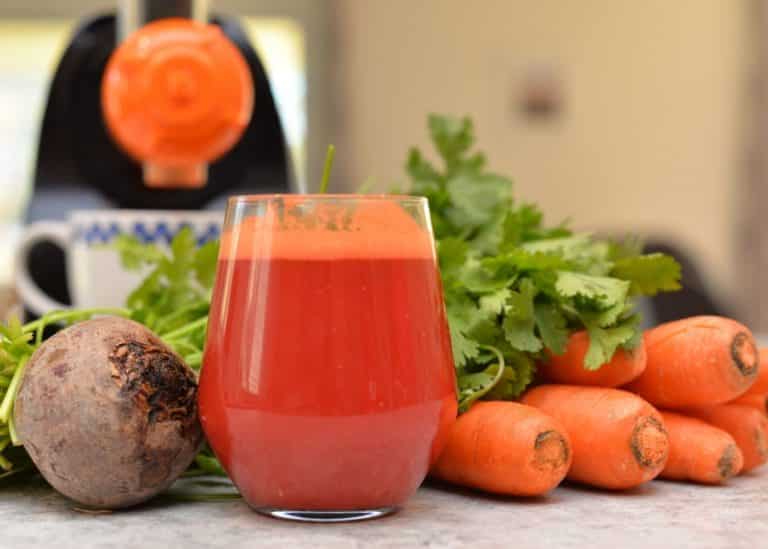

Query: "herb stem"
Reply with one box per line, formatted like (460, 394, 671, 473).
(8, 414, 20, 446)
(0, 464, 32, 479)
(0, 356, 27, 423)
(195, 454, 228, 476)
(459, 344, 505, 412)
(154, 300, 208, 333)
(21, 308, 130, 334)
(0, 438, 10, 470)
(160, 316, 208, 342)
(318, 144, 336, 194)
(184, 352, 202, 369)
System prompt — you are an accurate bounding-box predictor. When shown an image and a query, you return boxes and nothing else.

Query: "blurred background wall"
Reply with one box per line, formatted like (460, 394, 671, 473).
(334, 0, 750, 315)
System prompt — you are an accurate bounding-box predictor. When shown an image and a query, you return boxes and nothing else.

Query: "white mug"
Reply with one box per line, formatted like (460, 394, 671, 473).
(15, 209, 223, 317)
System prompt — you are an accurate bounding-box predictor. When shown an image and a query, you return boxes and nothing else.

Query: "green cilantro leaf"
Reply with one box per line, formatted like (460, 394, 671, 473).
(583, 315, 640, 370)
(428, 114, 475, 174)
(479, 288, 511, 317)
(534, 303, 569, 355)
(437, 238, 469, 274)
(112, 235, 165, 270)
(555, 271, 630, 309)
(483, 351, 537, 400)
(502, 279, 542, 352)
(611, 253, 682, 296)
(194, 240, 220, 289)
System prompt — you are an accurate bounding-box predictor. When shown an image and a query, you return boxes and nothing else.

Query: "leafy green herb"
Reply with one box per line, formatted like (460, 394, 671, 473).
(318, 144, 336, 194)
(611, 253, 682, 296)
(114, 227, 217, 358)
(407, 114, 681, 407)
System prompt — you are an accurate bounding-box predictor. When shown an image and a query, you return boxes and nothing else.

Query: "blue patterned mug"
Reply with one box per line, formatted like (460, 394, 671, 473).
(15, 209, 222, 316)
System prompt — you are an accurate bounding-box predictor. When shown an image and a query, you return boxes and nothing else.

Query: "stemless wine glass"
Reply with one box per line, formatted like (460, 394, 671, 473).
(198, 195, 458, 522)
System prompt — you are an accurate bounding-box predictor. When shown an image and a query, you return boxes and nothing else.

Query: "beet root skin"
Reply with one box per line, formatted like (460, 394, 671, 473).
(14, 317, 203, 509)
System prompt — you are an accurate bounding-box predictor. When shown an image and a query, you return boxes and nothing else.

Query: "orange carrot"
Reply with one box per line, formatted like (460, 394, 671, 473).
(687, 404, 768, 472)
(743, 348, 768, 396)
(624, 316, 758, 408)
(729, 393, 768, 416)
(659, 411, 743, 484)
(539, 330, 646, 387)
(430, 401, 572, 496)
(521, 385, 669, 490)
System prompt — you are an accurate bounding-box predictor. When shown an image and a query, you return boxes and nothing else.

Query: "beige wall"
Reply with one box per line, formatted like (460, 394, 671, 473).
(334, 0, 749, 305)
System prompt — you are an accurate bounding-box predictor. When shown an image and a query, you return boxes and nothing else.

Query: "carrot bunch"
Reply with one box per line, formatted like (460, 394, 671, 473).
(431, 315, 767, 497)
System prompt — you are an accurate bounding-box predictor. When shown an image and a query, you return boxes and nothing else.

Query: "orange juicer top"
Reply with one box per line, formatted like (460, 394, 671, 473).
(102, 18, 254, 189)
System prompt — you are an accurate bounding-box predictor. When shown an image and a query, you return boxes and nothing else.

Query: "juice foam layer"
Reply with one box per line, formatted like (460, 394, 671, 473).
(220, 198, 434, 260)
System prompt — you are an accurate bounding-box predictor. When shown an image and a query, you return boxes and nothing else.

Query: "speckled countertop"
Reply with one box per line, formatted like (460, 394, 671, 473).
(1, 470, 766, 549)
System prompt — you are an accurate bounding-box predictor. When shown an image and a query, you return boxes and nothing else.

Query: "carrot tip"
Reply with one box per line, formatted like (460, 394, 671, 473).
(731, 332, 759, 377)
(532, 430, 570, 472)
(717, 444, 741, 480)
(631, 416, 669, 469)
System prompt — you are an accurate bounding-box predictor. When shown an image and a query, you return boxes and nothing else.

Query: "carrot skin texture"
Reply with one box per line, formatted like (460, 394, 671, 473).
(430, 401, 572, 497)
(539, 331, 647, 387)
(521, 385, 669, 490)
(729, 393, 768, 416)
(687, 404, 768, 472)
(659, 411, 743, 484)
(743, 348, 768, 396)
(624, 316, 759, 409)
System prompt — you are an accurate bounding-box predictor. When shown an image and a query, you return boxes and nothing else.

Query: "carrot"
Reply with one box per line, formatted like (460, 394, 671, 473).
(430, 401, 572, 497)
(687, 404, 768, 472)
(658, 411, 743, 484)
(539, 330, 646, 387)
(729, 393, 768, 416)
(521, 385, 669, 490)
(624, 316, 758, 408)
(743, 348, 768, 396)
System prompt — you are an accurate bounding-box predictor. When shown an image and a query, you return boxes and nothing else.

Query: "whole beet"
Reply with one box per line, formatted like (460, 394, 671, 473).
(14, 317, 203, 508)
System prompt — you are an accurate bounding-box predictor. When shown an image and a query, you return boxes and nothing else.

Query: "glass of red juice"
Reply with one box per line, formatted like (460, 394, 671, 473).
(199, 195, 458, 522)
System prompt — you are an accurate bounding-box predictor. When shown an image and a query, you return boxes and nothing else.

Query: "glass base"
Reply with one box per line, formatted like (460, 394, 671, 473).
(256, 507, 397, 523)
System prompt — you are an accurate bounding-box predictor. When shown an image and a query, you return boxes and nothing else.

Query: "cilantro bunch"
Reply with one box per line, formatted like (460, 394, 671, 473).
(407, 115, 681, 411)
(113, 228, 218, 369)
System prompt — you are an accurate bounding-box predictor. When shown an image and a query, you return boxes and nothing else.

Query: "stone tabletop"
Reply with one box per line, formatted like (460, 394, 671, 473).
(1, 470, 766, 549)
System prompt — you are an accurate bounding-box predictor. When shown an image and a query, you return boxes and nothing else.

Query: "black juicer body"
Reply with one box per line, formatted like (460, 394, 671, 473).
(25, 13, 291, 310)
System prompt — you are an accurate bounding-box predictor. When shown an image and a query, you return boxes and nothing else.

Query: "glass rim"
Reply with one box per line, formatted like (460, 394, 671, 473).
(227, 194, 427, 206)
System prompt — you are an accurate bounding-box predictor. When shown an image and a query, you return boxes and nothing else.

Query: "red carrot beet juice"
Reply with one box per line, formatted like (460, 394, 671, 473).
(199, 195, 457, 522)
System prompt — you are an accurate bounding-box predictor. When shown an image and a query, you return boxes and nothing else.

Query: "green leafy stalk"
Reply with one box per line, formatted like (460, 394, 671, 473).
(22, 308, 131, 335)
(0, 357, 27, 424)
(161, 316, 208, 343)
(407, 114, 681, 408)
(195, 454, 228, 477)
(318, 144, 336, 194)
(457, 344, 505, 412)
(7, 415, 20, 446)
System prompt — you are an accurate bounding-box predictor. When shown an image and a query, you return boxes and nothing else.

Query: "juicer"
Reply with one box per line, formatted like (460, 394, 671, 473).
(23, 0, 292, 311)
